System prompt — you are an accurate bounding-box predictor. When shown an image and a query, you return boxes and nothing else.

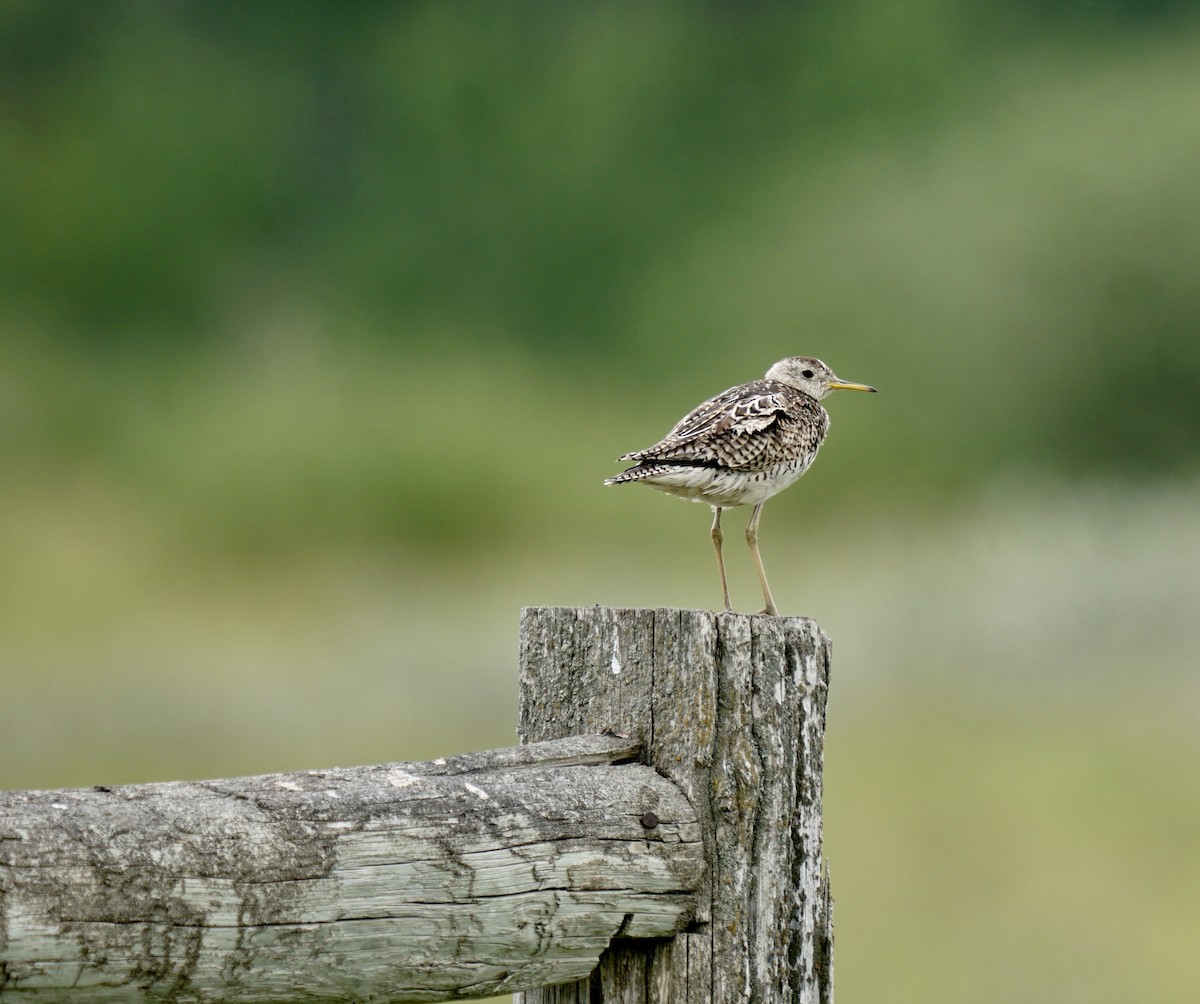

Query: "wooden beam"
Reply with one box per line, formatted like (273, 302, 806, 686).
(0, 734, 702, 1001)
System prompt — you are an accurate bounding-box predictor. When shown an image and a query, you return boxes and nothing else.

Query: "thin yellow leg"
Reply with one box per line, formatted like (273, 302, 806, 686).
(710, 507, 733, 612)
(745, 502, 778, 616)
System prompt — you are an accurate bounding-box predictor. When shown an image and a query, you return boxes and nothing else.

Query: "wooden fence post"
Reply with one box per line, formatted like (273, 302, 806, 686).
(518, 607, 834, 1004)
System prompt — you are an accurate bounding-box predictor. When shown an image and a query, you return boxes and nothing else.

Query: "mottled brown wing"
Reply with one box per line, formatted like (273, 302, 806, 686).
(622, 380, 822, 471)
(665, 381, 785, 440)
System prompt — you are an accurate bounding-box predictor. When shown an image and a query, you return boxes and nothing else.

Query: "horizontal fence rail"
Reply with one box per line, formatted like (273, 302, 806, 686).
(0, 734, 702, 1002)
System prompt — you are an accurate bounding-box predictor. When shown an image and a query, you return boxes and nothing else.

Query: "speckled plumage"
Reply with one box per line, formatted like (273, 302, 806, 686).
(606, 356, 876, 615)
(604, 377, 830, 507)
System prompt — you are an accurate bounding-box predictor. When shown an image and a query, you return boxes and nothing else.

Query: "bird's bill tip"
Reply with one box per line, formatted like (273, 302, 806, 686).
(828, 379, 877, 393)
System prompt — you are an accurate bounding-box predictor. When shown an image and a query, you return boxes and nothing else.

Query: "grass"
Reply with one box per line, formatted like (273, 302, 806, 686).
(828, 699, 1200, 1003)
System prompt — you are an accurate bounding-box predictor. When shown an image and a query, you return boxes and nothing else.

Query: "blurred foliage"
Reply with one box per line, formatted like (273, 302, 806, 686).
(3, 6, 1200, 1003)
(2, 0, 1199, 561)
(7, 0, 1199, 370)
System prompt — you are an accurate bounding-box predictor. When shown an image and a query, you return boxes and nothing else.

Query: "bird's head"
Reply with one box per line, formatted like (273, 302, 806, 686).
(764, 356, 877, 400)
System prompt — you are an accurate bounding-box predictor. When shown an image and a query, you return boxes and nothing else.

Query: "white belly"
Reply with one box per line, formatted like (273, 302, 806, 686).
(641, 455, 815, 507)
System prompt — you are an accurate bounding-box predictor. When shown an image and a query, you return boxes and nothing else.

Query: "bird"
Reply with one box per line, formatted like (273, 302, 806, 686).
(605, 356, 876, 616)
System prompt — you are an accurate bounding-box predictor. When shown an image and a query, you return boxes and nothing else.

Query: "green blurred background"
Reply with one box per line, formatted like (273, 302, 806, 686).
(3, 1, 1199, 1001)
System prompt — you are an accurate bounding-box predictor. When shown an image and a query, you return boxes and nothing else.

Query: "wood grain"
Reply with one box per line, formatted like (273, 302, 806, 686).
(0, 735, 701, 1002)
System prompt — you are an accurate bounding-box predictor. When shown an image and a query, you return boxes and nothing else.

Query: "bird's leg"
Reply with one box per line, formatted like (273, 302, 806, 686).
(745, 502, 778, 616)
(710, 507, 733, 612)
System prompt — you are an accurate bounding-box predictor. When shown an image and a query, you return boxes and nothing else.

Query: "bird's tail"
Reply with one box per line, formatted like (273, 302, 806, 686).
(605, 462, 696, 486)
(604, 464, 654, 486)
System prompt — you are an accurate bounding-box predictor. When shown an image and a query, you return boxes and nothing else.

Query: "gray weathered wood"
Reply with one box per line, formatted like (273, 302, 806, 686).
(517, 607, 834, 1004)
(0, 734, 702, 1002)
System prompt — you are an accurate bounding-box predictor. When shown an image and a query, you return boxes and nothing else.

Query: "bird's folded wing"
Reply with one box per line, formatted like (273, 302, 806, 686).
(622, 383, 801, 469)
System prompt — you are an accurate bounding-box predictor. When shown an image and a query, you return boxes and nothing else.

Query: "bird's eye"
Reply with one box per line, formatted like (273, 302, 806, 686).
(801, 369, 815, 379)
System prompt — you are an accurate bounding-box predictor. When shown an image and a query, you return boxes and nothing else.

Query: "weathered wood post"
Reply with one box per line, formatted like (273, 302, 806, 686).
(518, 607, 834, 1003)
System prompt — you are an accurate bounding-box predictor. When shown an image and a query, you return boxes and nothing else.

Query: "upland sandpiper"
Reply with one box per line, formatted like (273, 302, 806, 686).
(605, 356, 876, 615)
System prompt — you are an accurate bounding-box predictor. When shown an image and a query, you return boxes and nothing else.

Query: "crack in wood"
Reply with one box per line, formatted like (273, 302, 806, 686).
(516, 607, 833, 1004)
